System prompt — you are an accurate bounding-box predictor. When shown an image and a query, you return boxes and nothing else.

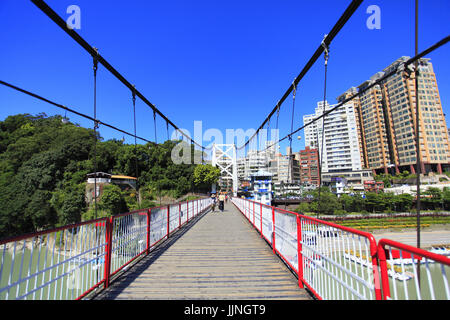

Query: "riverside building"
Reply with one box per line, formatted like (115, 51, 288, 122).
(303, 101, 373, 190)
(340, 56, 450, 175)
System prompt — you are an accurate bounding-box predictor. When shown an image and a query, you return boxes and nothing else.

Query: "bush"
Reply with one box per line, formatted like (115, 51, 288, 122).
(295, 202, 310, 214)
(334, 209, 347, 216)
(82, 184, 129, 220)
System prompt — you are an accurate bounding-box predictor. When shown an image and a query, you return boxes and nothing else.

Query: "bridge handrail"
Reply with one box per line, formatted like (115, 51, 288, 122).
(0, 197, 212, 300)
(231, 197, 380, 300)
(377, 238, 450, 300)
(232, 197, 449, 300)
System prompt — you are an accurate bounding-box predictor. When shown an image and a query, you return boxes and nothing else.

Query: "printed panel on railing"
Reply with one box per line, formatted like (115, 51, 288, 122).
(150, 207, 167, 246)
(188, 201, 194, 220)
(180, 202, 188, 225)
(274, 208, 298, 272)
(378, 239, 450, 300)
(231, 198, 238, 210)
(254, 203, 262, 233)
(261, 204, 273, 244)
(169, 204, 180, 233)
(109, 210, 148, 276)
(201, 198, 209, 212)
(201, 199, 205, 211)
(250, 201, 255, 224)
(299, 216, 379, 300)
(0, 219, 108, 300)
(236, 198, 244, 212)
(245, 201, 250, 221)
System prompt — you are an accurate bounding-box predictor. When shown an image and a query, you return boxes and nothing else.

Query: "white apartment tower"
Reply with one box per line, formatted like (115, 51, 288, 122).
(303, 101, 363, 173)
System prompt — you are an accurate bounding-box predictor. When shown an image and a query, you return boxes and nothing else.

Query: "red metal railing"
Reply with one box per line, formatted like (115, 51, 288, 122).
(0, 198, 212, 300)
(378, 238, 450, 300)
(3, 196, 448, 300)
(297, 212, 380, 300)
(232, 197, 450, 300)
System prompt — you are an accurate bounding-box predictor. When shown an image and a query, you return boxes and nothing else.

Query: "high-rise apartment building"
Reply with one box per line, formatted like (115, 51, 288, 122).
(268, 148, 300, 184)
(304, 100, 363, 173)
(237, 150, 269, 181)
(296, 146, 320, 187)
(340, 56, 450, 174)
(236, 140, 277, 182)
(303, 101, 373, 189)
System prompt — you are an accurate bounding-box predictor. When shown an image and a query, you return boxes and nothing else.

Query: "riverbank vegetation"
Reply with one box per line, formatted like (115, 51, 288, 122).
(294, 187, 450, 231)
(320, 213, 450, 232)
(0, 113, 218, 239)
(295, 186, 450, 216)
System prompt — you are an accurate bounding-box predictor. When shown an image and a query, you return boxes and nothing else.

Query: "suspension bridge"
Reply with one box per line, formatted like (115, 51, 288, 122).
(1, 0, 450, 301)
(92, 201, 310, 300)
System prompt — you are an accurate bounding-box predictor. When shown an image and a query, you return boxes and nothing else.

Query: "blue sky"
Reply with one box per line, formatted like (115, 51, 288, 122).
(1, 0, 449, 159)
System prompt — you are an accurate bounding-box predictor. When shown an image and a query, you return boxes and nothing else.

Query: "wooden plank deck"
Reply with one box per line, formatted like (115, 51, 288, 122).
(93, 201, 312, 300)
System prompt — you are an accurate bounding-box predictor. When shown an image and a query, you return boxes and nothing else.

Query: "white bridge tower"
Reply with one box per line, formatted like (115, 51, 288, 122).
(211, 144, 238, 196)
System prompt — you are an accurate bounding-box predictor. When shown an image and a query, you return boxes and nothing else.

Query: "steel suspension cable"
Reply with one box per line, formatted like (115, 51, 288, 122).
(289, 82, 297, 151)
(287, 82, 297, 187)
(30, 0, 206, 152)
(317, 38, 330, 218)
(415, 0, 421, 251)
(132, 85, 140, 204)
(92, 49, 99, 220)
(153, 110, 157, 144)
(260, 35, 450, 156)
(276, 105, 280, 131)
(235, 0, 364, 151)
(258, 35, 450, 214)
(414, 0, 422, 286)
(166, 121, 170, 141)
(0, 79, 155, 144)
(266, 119, 270, 157)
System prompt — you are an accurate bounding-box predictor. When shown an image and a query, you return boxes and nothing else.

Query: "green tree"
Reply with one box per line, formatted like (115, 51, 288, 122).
(443, 187, 450, 210)
(25, 190, 58, 231)
(83, 184, 128, 220)
(309, 187, 340, 215)
(0, 113, 202, 240)
(392, 193, 413, 212)
(374, 173, 392, 188)
(295, 202, 310, 214)
(422, 187, 443, 210)
(381, 192, 395, 212)
(99, 184, 129, 216)
(364, 192, 383, 213)
(339, 194, 353, 213)
(51, 184, 86, 226)
(193, 164, 221, 192)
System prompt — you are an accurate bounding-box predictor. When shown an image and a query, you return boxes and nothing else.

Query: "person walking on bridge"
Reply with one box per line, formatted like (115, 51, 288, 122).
(218, 193, 225, 212)
(211, 194, 216, 212)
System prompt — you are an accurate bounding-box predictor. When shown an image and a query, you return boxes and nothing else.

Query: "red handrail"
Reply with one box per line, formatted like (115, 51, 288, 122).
(0, 197, 212, 300)
(377, 238, 450, 300)
(232, 197, 382, 300)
